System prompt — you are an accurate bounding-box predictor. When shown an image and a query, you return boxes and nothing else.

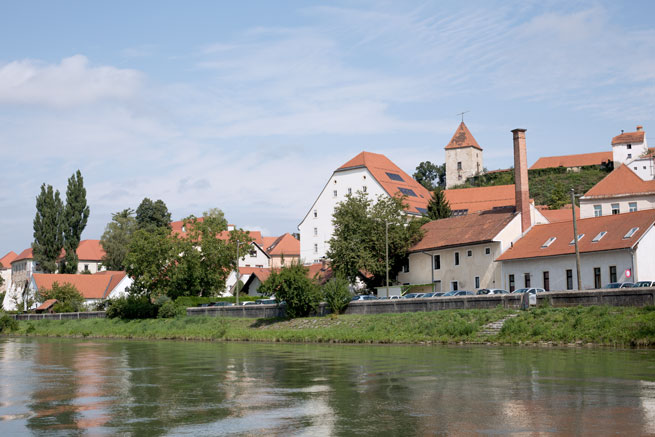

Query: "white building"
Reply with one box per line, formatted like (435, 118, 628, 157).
(30, 271, 131, 309)
(497, 209, 655, 290)
(612, 125, 648, 168)
(0, 251, 17, 295)
(444, 122, 483, 188)
(298, 151, 431, 264)
(580, 165, 655, 219)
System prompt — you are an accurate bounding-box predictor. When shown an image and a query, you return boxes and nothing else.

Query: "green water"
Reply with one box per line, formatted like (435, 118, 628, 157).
(1, 337, 654, 436)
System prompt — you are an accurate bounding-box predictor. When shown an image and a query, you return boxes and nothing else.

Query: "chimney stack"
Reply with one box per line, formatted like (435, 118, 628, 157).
(512, 128, 531, 234)
(637, 125, 643, 132)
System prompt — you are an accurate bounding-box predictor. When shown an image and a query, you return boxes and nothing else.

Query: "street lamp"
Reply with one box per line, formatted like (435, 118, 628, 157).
(235, 240, 242, 305)
(385, 220, 390, 297)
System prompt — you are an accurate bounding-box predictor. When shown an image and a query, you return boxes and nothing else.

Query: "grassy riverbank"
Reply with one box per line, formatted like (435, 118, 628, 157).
(4, 306, 655, 346)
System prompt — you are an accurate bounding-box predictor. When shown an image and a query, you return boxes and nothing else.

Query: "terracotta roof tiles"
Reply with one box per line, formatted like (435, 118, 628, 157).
(612, 130, 645, 145)
(444, 122, 482, 151)
(265, 233, 300, 256)
(0, 251, 18, 269)
(12, 248, 34, 263)
(583, 165, 655, 198)
(32, 271, 127, 299)
(536, 205, 580, 224)
(530, 151, 613, 170)
(444, 185, 516, 213)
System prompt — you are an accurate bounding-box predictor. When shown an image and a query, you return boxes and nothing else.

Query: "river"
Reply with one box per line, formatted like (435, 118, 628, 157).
(1, 337, 654, 435)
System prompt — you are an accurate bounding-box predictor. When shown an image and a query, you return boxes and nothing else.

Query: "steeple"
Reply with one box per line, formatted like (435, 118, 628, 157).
(444, 122, 484, 188)
(444, 122, 483, 151)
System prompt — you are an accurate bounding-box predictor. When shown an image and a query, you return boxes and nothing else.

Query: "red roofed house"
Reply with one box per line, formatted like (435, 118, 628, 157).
(530, 151, 613, 171)
(298, 151, 432, 264)
(30, 271, 131, 309)
(497, 209, 655, 290)
(264, 233, 300, 268)
(612, 125, 648, 169)
(580, 165, 655, 219)
(0, 251, 18, 294)
(445, 122, 484, 188)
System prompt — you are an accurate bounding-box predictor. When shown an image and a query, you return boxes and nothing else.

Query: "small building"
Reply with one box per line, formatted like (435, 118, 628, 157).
(263, 233, 300, 268)
(580, 165, 655, 219)
(530, 151, 613, 171)
(30, 271, 132, 308)
(35, 299, 58, 313)
(444, 122, 483, 188)
(496, 209, 655, 290)
(612, 125, 648, 168)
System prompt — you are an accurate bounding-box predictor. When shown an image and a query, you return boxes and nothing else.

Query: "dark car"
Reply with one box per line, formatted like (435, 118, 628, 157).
(255, 299, 277, 305)
(453, 291, 475, 296)
(635, 281, 654, 287)
(209, 301, 235, 307)
(402, 293, 425, 299)
(351, 295, 378, 301)
(422, 292, 445, 298)
(604, 282, 635, 289)
(476, 288, 509, 295)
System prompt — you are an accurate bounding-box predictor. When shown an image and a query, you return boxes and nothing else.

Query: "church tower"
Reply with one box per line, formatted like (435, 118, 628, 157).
(444, 122, 483, 188)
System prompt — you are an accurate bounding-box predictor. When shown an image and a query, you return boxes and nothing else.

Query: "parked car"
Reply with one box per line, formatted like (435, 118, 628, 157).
(255, 299, 277, 305)
(422, 292, 445, 298)
(351, 295, 378, 301)
(453, 291, 475, 296)
(241, 301, 256, 305)
(402, 293, 425, 299)
(604, 282, 635, 289)
(209, 302, 234, 307)
(388, 295, 402, 299)
(512, 288, 545, 294)
(476, 289, 509, 295)
(635, 281, 654, 287)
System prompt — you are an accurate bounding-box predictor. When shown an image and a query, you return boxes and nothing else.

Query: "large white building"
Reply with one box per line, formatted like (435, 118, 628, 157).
(298, 151, 431, 264)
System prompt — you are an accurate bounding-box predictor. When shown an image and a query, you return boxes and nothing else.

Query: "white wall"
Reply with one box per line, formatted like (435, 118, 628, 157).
(299, 167, 387, 264)
(500, 250, 635, 291)
(634, 225, 655, 281)
(445, 147, 483, 189)
(77, 261, 103, 274)
(628, 157, 655, 181)
(0, 268, 10, 294)
(239, 243, 270, 268)
(580, 194, 655, 218)
(613, 140, 648, 167)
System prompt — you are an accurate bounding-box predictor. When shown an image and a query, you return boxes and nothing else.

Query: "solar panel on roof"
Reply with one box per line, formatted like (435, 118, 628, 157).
(416, 207, 427, 215)
(398, 187, 417, 197)
(386, 172, 404, 182)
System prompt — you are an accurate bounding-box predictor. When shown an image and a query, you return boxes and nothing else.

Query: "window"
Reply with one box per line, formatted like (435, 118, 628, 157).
(611, 204, 620, 215)
(348, 188, 352, 195)
(609, 265, 617, 283)
(592, 231, 607, 242)
(249, 249, 257, 257)
(542, 237, 556, 248)
(509, 274, 515, 292)
(594, 267, 601, 289)
(402, 260, 410, 273)
(333, 190, 337, 197)
(458, 174, 462, 180)
(566, 269, 573, 290)
(634, 167, 638, 171)
(467, 250, 472, 257)
(543, 271, 550, 291)
(386, 172, 404, 182)
(433, 255, 441, 270)
(454, 252, 460, 266)
(624, 227, 639, 238)
(594, 205, 602, 217)
(313, 227, 318, 236)
(569, 234, 585, 245)
(457, 161, 462, 170)
(313, 244, 318, 253)
(363, 186, 367, 192)
(627, 153, 632, 159)
(627, 144, 632, 149)
(452, 209, 468, 216)
(524, 273, 531, 288)
(485, 247, 491, 255)
(629, 202, 638, 212)
(398, 187, 417, 197)
(451, 281, 459, 291)
(84, 264, 89, 272)
(313, 209, 318, 218)
(475, 276, 480, 289)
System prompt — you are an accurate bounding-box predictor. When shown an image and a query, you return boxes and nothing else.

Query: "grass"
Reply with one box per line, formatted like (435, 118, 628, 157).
(4, 306, 655, 347)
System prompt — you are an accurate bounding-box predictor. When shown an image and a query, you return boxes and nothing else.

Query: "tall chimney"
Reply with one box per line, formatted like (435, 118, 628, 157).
(636, 125, 643, 132)
(512, 128, 530, 233)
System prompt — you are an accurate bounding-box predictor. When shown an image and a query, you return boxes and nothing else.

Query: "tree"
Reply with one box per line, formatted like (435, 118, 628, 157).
(546, 183, 569, 209)
(322, 275, 352, 315)
(259, 263, 321, 318)
(327, 192, 425, 288)
(413, 161, 446, 191)
(425, 187, 452, 220)
(33, 184, 64, 273)
(61, 170, 90, 273)
(37, 282, 85, 313)
(100, 208, 137, 270)
(136, 198, 172, 230)
(124, 227, 175, 298)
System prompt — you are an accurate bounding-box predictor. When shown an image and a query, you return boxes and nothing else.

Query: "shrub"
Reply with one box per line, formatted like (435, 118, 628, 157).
(106, 295, 158, 319)
(158, 300, 186, 318)
(0, 313, 18, 333)
(322, 276, 352, 315)
(259, 263, 321, 318)
(38, 282, 85, 313)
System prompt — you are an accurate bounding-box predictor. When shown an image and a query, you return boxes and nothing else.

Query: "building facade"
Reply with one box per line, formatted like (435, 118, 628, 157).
(444, 122, 483, 188)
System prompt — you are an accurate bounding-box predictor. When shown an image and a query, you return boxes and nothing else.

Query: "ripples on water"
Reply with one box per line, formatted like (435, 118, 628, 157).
(1, 338, 655, 436)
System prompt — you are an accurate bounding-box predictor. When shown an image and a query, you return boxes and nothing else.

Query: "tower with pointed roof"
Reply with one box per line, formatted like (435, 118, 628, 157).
(444, 122, 483, 189)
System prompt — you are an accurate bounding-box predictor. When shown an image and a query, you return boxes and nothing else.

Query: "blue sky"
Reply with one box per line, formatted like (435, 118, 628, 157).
(1, 0, 654, 257)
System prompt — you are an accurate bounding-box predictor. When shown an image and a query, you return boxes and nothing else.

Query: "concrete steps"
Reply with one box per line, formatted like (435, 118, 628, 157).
(480, 313, 518, 336)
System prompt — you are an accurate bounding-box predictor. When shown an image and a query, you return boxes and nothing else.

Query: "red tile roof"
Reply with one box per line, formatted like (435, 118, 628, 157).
(583, 164, 655, 198)
(536, 204, 580, 223)
(337, 151, 431, 215)
(36, 299, 58, 311)
(410, 208, 517, 252)
(12, 248, 34, 263)
(239, 267, 271, 282)
(530, 151, 613, 170)
(306, 263, 333, 284)
(497, 209, 655, 261)
(170, 218, 263, 246)
(612, 130, 645, 145)
(32, 271, 127, 299)
(444, 122, 482, 151)
(0, 251, 18, 269)
(265, 233, 300, 256)
(444, 185, 517, 213)
(75, 240, 105, 261)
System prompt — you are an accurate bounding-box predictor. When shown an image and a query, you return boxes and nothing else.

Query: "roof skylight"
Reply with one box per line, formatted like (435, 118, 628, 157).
(416, 207, 427, 215)
(386, 172, 404, 182)
(592, 231, 607, 242)
(624, 227, 639, 239)
(398, 187, 417, 197)
(541, 237, 556, 248)
(569, 234, 585, 245)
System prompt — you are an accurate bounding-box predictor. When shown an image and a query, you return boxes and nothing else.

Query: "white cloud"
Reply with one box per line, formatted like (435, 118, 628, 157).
(0, 55, 143, 107)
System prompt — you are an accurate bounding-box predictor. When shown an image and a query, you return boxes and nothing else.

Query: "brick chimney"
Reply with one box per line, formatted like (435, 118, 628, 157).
(637, 125, 644, 132)
(512, 128, 531, 233)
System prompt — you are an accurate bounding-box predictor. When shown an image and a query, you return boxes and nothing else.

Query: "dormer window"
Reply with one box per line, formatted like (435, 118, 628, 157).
(592, 231, 607, 242)
(569, 234, 584, 245)
(541, 237, 556, 248)
(624, 227, 639, 239)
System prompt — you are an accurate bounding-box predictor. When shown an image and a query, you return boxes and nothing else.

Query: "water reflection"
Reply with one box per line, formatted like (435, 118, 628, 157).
(0, 338, 654, 435)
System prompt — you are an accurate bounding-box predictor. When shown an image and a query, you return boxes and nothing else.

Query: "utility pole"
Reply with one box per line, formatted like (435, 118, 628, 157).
(385, 221, 390, 297)
(571, 189, 582, 290)
(235, 240, 241, 305)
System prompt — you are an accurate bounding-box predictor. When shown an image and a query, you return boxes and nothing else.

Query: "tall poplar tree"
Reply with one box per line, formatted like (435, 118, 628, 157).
(61, 170, 90, 273)
(33, 184, 64, 273)
(100, 208, 137, 271)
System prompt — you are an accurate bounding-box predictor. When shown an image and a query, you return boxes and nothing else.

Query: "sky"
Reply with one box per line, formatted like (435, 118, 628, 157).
(1, 0, 654, 257)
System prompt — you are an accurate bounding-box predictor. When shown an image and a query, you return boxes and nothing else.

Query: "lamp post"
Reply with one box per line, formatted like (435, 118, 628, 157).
(235, 240, 242, 305)
(570, 189, 582, 290)
(385, 220, 390, 297)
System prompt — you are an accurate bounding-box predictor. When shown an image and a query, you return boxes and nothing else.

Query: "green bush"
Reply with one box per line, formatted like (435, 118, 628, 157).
(322, 276, 352, 315)
(106, 295, 158, 319)
(0, 313, 18, 332)
(259, 263, 321, 318)
(158, 300, 186, 318)
(38, 282, 85, 313)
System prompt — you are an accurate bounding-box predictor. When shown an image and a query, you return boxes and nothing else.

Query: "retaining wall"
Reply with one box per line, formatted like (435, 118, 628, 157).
(12, 311, 106, 321)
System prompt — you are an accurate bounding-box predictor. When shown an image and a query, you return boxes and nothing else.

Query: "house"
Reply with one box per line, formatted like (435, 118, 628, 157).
(0, 251, 17, 294)
(496, 209, 655, 290)
(530, 151, 613, 171)
(612, 125, 648, 168)
(398, 129, 547, 292)
(240, 262, 333, 296)
(75, 240, 105, 273)
(444, 122, 484, 188)
(263, 233, 300, 268)
(30, 271, 132, 308)
(4, 248, 42, 311)
(579, 165, 655, 218)
(298, 151, 431, 264)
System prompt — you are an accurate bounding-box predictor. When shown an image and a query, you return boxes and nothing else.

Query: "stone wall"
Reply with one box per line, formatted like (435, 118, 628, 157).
(12, 311, 106, 321)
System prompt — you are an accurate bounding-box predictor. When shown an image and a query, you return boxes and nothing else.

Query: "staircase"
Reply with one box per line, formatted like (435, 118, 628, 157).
(480, 313, 518, 336)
